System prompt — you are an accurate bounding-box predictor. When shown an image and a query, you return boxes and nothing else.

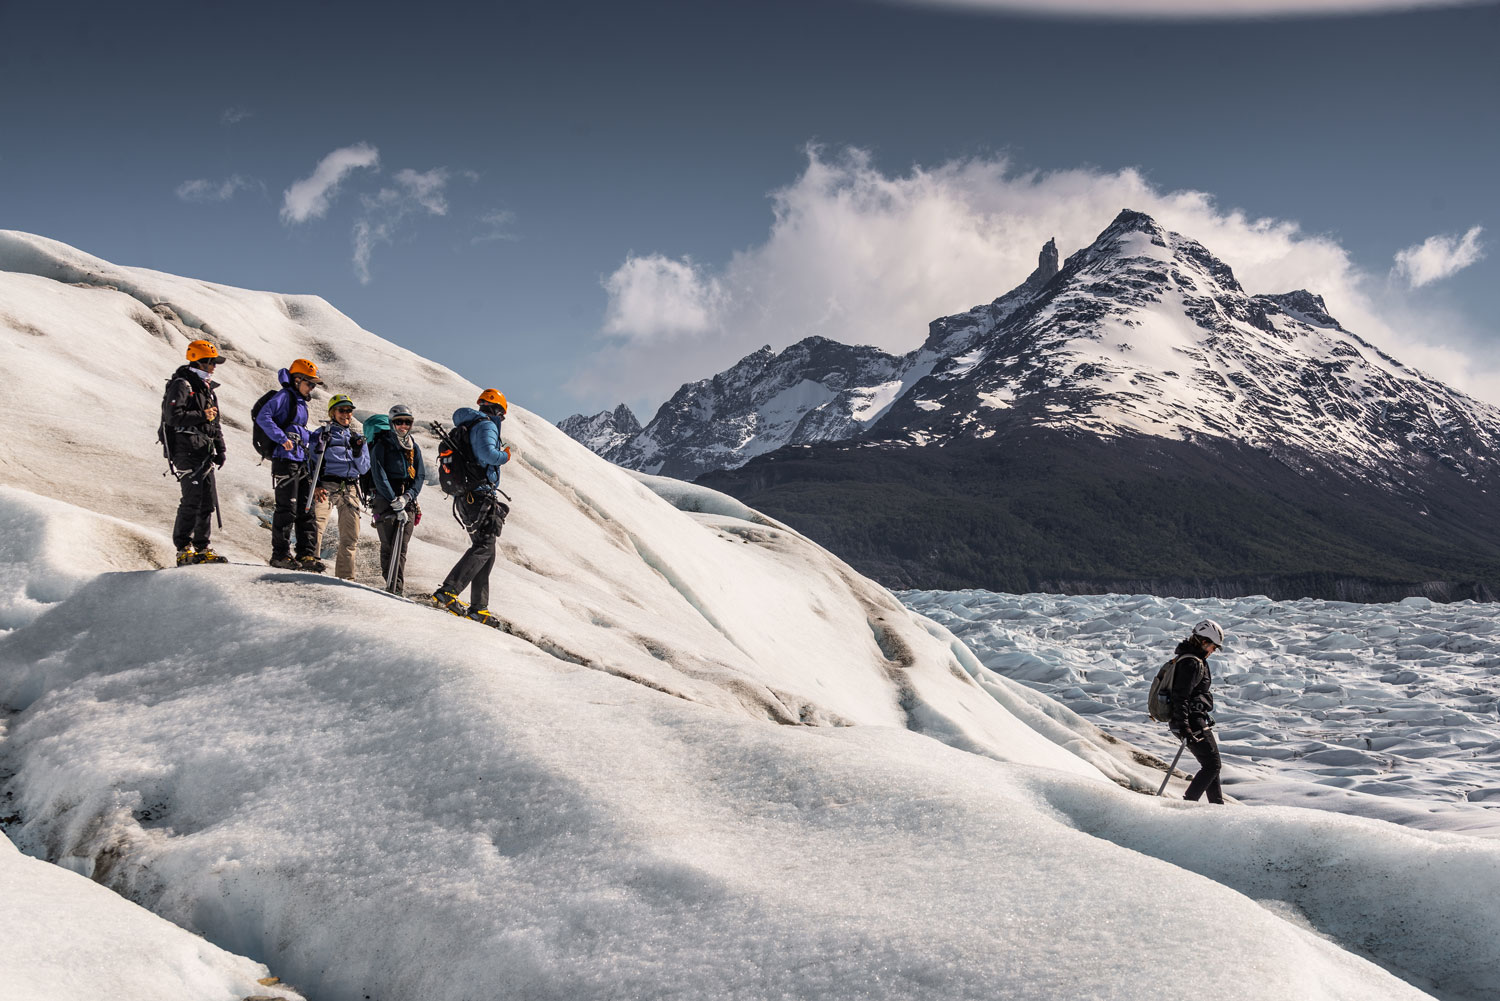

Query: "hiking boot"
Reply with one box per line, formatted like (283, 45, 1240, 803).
(194, 548, 228, 565)
(297, 556, 327, 573)
(466, 608, 503, 630)
(268, 555, 299, 569)
(175, 548, 197, 567)
(430, 590, 466, 615)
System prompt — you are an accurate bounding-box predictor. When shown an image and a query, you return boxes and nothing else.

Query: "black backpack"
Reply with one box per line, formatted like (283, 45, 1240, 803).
(437, 417, 493, 496)
(250, 388, 292, 460)
(1148, 654, 1201, 722)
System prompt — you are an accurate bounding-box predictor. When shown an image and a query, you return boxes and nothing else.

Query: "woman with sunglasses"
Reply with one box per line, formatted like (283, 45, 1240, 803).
(309, 394, 371, 580)
(368, 403, 425, 594)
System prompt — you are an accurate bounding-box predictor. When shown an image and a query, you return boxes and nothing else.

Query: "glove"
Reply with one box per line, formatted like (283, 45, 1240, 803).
(389, 494, 408, 513)
(351, 433, 365, 456)
(501, 445, 511, 462)
(213, 453, 225, 469)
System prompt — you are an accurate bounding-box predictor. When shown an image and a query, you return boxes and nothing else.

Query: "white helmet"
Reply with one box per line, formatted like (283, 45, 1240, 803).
(1192, 619, 1225, 648)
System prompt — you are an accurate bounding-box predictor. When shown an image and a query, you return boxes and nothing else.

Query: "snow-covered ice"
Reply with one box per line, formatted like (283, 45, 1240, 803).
(3, 230, 1500, 1001)
(903, 588, 1500, 837)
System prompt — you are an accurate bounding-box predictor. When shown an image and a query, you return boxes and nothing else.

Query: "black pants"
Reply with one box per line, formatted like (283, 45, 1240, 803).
(1183, 731, 1224, 804)
(371, 492, 416, 593)
(439, 493, 507, 611)
(171, 455, 216, 551)
(270, 458, 317, 559)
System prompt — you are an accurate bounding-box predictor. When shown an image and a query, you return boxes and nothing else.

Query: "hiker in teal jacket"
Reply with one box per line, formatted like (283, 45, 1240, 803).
(367, 405, 424, 593)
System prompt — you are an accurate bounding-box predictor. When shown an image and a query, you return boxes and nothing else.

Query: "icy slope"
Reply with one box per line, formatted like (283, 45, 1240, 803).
(3, 537, 1494, 1001)
(0, 230, 1099, 770)
(0, 831, 302, 1001)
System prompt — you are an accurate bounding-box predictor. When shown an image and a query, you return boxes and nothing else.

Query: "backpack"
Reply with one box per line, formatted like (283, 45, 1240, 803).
(437, 417, 492, 496)
(359, 414, 390, 496)
(1148, 655, 1198, 723)
(250, 388, 292, 460)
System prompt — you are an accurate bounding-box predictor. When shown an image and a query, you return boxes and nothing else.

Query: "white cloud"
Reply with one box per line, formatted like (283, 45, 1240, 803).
(472, 209, 518, 244)
(281, 143, 381, 224)
(602, 254, 727, 342)
(176, 175, 254, 203)
(578, 146, 1500, 411)
(884, 0, 1491, 18)
(221, 107, 252, 126)
(350, 167, 452, 283)
(394, 168, 450, 215)
(1393, 226, 1486, 288)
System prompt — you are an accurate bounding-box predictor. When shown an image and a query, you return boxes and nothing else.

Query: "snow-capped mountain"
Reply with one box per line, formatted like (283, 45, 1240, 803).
(571, 337, 907, 479)
(865, 209, 1500, 486)
(555, 403, 642, 458)
(571, 214, 1500, 485)
(677, 211, 1500, 599)
(561, 240, 1064, 480)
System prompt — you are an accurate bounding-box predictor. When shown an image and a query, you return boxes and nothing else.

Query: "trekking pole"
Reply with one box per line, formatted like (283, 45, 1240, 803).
(208, 465, 222, 530)
(384, 511, 409, 593)
(1156, 740, 1187, 797)
(304, 423, 330, 514)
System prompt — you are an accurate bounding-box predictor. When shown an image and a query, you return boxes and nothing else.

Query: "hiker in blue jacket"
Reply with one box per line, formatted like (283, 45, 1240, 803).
(367, 404, 425, 594)
(431, 389, 512, 628)
(256, 358, 325, 572)
(309, 394, 372, 580)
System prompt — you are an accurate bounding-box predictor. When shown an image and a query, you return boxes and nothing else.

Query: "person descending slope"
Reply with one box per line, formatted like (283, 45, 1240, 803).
(255, 358, 326, 572)
(1168, 619, 1227, 804)
(309, 394, 371, 580)
(430, 389, 512, 628)
(159, 339, 229, 566)
(367, 404, 424, 594)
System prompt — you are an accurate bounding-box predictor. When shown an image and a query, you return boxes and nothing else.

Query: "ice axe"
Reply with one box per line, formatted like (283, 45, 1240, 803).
(1156, 739, 1187, 797)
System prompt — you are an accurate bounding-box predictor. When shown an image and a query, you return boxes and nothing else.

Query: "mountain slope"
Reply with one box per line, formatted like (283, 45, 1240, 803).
(693, 211, 1500, 599)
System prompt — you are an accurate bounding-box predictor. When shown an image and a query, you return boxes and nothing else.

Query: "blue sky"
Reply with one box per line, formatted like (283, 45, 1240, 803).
(1, 0, 1496, 421)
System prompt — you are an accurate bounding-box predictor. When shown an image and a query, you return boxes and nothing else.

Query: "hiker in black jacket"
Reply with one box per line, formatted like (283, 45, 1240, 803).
(160, 340, 229, 566)
(1169, 619, 1226, 804)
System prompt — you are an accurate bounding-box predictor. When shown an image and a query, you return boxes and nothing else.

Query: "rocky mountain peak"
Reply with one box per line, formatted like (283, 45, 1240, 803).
(1036, 238, 1059, 282)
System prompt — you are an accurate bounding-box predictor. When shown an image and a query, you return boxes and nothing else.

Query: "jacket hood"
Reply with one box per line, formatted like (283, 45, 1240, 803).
(452, 406, 491, 427)
(277, 367, 293, 386)
(363, 414, 392, 437)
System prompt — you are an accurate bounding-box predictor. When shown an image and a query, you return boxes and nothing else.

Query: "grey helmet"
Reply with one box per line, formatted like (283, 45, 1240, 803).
(1192, 619, 1225, 648)
(388, 404, 413, 420)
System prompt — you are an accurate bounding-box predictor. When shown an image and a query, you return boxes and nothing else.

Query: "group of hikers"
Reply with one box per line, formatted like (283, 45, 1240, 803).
(159, 340, 1227, 797)
(158, 339, 513, 628)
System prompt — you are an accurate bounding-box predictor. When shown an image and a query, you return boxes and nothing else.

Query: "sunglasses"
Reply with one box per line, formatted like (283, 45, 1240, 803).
(333, 406, 355, 414)
(392, 418, 414, 426)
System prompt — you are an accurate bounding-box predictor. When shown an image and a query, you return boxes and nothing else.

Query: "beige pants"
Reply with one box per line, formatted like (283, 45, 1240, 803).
(312, 481, 363, 579)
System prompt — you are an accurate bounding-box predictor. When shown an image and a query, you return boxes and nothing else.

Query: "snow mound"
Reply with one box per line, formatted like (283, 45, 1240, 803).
(0, 830, 301, 1001)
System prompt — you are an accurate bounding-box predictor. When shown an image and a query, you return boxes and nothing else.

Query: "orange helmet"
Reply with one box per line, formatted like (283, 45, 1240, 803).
(477, 388, 508, 414)
(185, 339, 224, 364)
(288, 358, 322, 384)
